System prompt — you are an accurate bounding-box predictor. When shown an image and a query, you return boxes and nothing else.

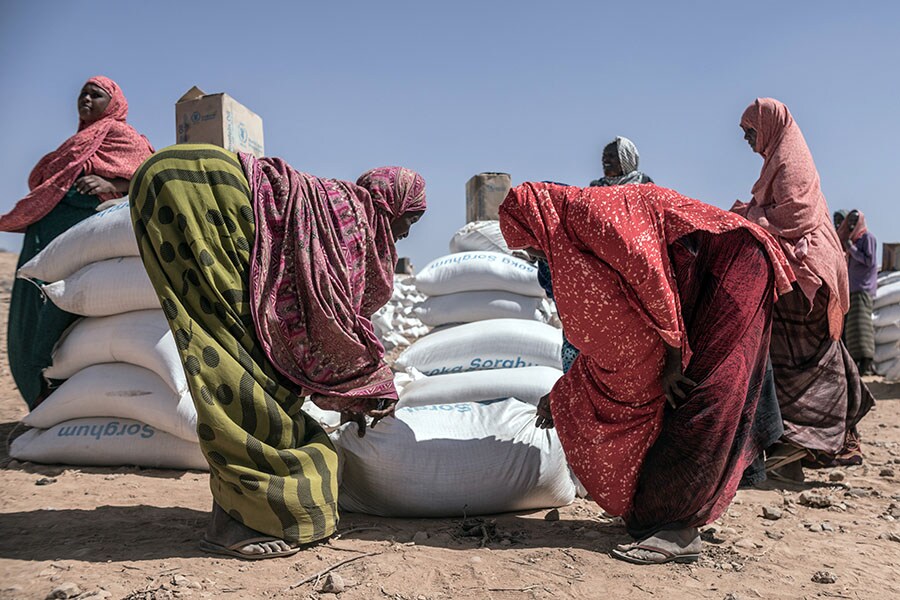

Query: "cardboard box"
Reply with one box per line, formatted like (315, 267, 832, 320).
(883, 243, 900, 272)
(466, 172, 511, 222)
(175, 86, 264, 157)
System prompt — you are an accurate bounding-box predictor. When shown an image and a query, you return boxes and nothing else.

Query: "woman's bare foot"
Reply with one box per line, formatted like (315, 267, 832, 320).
(611, 527, 701, 564)
(202, 502, 297, 558)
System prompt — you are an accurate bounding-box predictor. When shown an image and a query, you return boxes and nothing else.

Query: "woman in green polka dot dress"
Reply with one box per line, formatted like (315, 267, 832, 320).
(130, 144, 426, 559)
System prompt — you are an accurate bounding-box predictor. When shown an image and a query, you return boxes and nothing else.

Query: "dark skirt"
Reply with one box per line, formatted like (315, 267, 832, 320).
(7, 188, 100, 408)
(627, 229, 775, 538)
(739, 358, 783, 487)
(770, 284, 874, 455)
(844, 291, 875, 363)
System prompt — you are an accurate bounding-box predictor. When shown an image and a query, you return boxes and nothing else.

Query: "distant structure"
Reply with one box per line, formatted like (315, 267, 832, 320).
(395, 257, 414, 275)
(885, 243, 900, 272)
(466, 173, 511, 222)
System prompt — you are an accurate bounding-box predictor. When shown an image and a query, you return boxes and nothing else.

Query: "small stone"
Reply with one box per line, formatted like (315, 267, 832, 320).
(821, 523, 835, 532)
(808, 523, 823, 532)
(469, 556, 483, 564)
(544, 508, 560, 522)
(7, 460, 21, 469)
(762, 505, 783, 520)
(411, 531, 429, 544)
(701, 526, 726, 544)
(723, 592, 742, 599)
(720, 527, 737, 536)
(46, 582, 81, 599)
(880, 468, 896, 478)
(828, 471, 845, 482)
(499, 538, 512, 546)
(765, 530, 784, 541)
(812, 570, 837, 584)
(799, 491, 833, 508)
(172, 574, 190, 587)
(846, 488, 870, 498)
(36, 477, 57, 486)
(418, 596, 427, 600)
(878, 531, 900, 542)
(321, 573, 345, 594)
(733, 538, 756, 550)
(720, 562, 734, 571)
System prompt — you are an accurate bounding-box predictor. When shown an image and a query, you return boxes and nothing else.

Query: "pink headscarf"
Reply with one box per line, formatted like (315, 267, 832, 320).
(733, 98, 848, 339)
(357, 166, 427, 218)
(243, 155, 426, 413)
(837, 210, 868, 246)
(0, 76, 154, 232)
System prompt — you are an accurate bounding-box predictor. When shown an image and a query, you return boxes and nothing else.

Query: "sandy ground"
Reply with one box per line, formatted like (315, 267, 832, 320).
(0, 250, 899, 600)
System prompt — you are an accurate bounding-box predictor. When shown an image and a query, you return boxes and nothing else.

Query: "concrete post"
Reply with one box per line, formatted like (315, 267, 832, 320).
(466, 172, 511, 222)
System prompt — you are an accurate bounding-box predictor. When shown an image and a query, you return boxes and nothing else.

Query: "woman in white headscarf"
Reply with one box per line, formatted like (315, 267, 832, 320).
(590, 136, 654, 187)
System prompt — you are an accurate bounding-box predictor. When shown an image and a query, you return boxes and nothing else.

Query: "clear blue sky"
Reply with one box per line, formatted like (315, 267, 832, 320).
(1, 1, 898, 270)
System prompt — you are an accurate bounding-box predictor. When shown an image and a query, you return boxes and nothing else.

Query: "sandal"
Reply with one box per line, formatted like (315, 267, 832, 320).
(199, 536, 301, 560)
(610, 543, 700, 565)
(764, 443, 808, 472)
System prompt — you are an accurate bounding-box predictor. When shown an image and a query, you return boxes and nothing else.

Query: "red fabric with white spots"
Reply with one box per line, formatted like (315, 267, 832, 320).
(499, 182, 793, 516)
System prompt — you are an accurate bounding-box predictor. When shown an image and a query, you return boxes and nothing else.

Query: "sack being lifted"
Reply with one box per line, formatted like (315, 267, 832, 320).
(334, 398, 575, 518)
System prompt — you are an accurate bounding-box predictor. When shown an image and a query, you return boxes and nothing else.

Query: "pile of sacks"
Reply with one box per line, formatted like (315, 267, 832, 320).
(874, 271, 900, 381)
(371, 275, 429, 352)
(10, 201, 205, 470)
(10, 214, 578, 519)
(326, 221, 578, 518)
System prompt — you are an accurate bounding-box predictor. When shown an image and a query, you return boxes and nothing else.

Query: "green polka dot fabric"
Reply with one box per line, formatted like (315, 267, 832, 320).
(130, 144, 338, 544)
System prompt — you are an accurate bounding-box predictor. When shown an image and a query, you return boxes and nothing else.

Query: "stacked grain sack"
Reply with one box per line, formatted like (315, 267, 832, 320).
(371, 275, 429, 353)
(10, 201, 205, 470)
(873, 271, 900, 381)
(330, 221, 577, 518)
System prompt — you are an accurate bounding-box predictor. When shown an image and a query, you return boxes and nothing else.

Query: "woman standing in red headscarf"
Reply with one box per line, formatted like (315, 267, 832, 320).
(734, 98, 874, 479)
(499, 182, 793, 564)
(1, 76, 154, 408)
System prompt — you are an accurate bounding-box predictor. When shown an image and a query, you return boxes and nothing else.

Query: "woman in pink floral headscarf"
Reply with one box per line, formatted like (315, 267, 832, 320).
(3, 76, 153, 408)
(131, 144, 425, 559)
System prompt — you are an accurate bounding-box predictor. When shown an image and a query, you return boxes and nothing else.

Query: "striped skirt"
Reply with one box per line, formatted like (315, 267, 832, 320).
(130, 144, 339, 544)
(844, 291, 875, 363)
(770, 284, 874, 455)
